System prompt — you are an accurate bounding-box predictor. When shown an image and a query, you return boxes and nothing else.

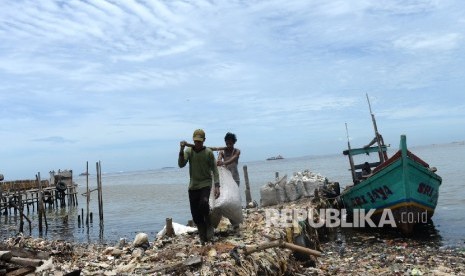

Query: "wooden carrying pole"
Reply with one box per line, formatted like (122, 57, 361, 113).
(184, 142, 225, 151)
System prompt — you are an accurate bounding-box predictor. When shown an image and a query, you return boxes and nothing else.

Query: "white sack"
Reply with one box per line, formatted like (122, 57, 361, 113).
(275, 175, 288, 203)
(260, 182, 278, 207)
(303, 180, 319, 196)
(296, 180, 309, 197)
(285, 180, 300, 201)
(209, 167, 243, 227)
(156, 222, 197, 239)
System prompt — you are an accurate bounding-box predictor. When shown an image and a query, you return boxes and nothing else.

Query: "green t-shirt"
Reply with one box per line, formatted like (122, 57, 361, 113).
(179, 147, 219, 190)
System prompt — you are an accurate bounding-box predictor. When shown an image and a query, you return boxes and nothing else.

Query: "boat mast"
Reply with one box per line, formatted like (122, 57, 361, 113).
(345, 123, 357, 184)
(366, 93, 387, 162)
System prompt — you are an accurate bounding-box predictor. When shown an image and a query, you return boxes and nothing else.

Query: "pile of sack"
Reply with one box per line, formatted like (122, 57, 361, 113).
(260, 170, 328, 207)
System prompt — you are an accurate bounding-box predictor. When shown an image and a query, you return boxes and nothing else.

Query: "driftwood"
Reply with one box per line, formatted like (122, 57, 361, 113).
(8, 257, 43, 267)
(0, 247, 50, 260)
(244, 240, 281, 254)
(243, 239, 322, 257)
(147, 255, 202, 273)
(4, 267, 35, 276)
(0, 250, 13, 261)
(282, 241, 322, 257)
(0, 247, 49, 275)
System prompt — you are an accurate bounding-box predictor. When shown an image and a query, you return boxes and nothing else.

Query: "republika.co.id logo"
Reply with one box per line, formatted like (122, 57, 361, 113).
(265, 208, 429, 228)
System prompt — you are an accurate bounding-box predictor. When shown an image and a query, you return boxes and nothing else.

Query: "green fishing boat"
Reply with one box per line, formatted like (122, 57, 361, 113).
(340, 96, 442, 235)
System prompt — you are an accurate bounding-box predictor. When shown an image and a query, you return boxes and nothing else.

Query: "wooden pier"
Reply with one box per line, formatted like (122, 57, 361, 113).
(0, 170, 79, 217)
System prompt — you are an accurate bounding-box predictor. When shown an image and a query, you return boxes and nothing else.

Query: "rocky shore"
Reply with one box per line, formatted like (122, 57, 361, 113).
(1, 196, 464, 275)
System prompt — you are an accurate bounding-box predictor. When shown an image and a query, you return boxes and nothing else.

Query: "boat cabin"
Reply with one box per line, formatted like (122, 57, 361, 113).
(343, 145, 388, 184)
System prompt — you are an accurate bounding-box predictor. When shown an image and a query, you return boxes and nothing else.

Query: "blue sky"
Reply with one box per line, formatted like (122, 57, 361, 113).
(1, 0, 464, 180)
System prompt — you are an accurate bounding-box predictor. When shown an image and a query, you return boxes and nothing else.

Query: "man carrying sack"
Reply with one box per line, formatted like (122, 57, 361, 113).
(178, 129, 220, 244)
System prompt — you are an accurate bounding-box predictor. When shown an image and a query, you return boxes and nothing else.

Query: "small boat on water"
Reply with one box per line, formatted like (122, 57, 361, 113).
(266, 155, 284, 161)
(340, 95, 442, 235)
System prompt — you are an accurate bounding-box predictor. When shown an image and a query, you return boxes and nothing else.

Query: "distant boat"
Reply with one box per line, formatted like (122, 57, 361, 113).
(266, 155, 284, 161)
(79, 172, 89, 176)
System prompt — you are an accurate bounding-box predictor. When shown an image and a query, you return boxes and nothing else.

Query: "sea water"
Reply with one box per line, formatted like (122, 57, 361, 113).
(1, 142, 464, 247)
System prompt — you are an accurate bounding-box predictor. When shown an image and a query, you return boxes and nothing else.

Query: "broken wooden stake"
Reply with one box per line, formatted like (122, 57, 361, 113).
(165, 217, 175, 237)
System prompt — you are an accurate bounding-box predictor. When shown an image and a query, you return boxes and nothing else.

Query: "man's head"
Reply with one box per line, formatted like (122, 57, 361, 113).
(193, 129, 206, 149)
(224, 132, 236, 148)
(193, 129, 205, 142)
(192, 129, 205, 149)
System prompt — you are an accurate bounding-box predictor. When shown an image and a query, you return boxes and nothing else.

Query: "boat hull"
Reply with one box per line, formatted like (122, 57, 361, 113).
(341, 135, 442, 235)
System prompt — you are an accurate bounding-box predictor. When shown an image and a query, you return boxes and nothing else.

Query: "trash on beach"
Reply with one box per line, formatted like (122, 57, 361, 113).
(260, 170, 331, 207)
(1, 170, 464, 275)
(156, 222, 197, 238)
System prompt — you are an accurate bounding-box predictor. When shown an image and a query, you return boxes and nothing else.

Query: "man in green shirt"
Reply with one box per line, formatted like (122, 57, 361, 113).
(178, 129, 220, 244)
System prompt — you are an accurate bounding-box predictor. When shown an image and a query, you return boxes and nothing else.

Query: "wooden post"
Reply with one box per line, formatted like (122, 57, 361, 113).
(243, 165, 252, 206)
(275, 172, 279, 180)
(19, 193, 24, 233)
(99, 161, 104, 224)
(86, 161, 89, 226)
(25, 192, 30, 213)
(166, 218, 174, 237)
(13, 187, 18, 216)
(78, 215, 81, 228)
(96, 161, 103, 225)
(37, 173, 43, 233)
(0, 183, 2, 217)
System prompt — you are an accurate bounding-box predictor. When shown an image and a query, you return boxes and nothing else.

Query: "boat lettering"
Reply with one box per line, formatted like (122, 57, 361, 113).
(367, 192, 375, 203)
(351, 185, 393, 206)
(373, 186, 393, 200)
(417, 183, 434, 198)
(351, 195, 368, 206)
(367, 185, 393, 203)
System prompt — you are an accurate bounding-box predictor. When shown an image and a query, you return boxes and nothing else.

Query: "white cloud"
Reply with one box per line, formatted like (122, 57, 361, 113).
(0, 0, 464, 178)
(393, 33, 462, 51)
